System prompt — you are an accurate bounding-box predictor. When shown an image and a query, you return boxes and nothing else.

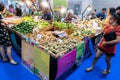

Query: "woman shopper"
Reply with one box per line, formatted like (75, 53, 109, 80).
(0, 2, 17, 65)
(8, 4, 15, 13)
(85, 13, 120, 74)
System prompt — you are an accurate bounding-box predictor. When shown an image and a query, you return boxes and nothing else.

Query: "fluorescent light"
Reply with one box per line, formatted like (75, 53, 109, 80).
(26, 0, 32, 6)
(60, 7, 66, 14)
(19, 1, 24, 6)
(41, 1, 49, 8)
(87, 7, 92, 11)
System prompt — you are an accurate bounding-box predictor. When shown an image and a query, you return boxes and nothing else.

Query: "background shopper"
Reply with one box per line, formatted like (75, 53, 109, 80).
(96, 8, 107, 20)
(116, 6, 120, 13)
(8, 4, 15, 13)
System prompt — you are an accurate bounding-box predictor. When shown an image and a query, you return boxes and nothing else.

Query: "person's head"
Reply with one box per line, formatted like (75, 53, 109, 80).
(67, 9, 74, 17)
(109, 13, 120, 25)
(9, 4, 13, 8)
(101, 8, 107, 14)
(116, 6, 120, 13)
(42, 8, 49, 14)
(108, 7, 116, 15)
(0, 2, 5, 13)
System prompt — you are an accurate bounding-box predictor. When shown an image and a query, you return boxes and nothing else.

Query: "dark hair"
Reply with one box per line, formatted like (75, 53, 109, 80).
(116, 6, 120, 10)
(111, 13, 120, 25)
(109, 7, 116, 15)
(0, 2, 5, 12)
(9, 4, 13, 8)
(102, 8, 107, 11)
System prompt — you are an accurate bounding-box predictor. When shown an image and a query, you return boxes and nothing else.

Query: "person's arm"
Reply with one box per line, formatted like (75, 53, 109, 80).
(103, 36, 120, 46)
(96, 13, 100, 18)
(1, 19, 16, 25)
(103, 14, 107, 19)
(73, 15, 78, 19)
(1, 19, 8, 25)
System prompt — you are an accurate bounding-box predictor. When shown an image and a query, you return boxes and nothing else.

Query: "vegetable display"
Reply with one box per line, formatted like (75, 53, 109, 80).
(26, 31, 56, 45)
(71, 28, 93, 37)
(43, 38, 80, 54)
(12, 21, 37, 35)
(37, 20, 50, 29)
(53, 21, 76, 29)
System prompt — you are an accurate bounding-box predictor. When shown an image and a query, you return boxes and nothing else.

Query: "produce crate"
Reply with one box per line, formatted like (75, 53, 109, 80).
(22, 40, 34, 73)
(63, 29, 73, 35)
(39, 26, 53, 31)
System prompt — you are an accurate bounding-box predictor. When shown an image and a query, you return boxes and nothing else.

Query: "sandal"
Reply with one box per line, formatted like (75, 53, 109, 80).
(102, 70, 110, 74)
(85, 67, 93, 72)
(10, 60, 18, 65)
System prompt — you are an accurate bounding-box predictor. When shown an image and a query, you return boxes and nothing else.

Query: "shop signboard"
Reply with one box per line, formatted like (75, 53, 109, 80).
(56, 48, 76, 79)
(22, 40, 34, 72)
(34, 47, 50, 80)
(76, 41, 85, 60)
(54, 0, 67, 9)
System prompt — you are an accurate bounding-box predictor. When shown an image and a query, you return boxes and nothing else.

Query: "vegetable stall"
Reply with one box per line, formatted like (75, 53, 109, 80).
(7, 16, 103, 80)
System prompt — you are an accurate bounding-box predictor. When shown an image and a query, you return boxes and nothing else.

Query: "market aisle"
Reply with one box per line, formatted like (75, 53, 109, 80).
(0, 44, 120, 80)
(0, 50, 40, 80)
(66, 44, 120, 80)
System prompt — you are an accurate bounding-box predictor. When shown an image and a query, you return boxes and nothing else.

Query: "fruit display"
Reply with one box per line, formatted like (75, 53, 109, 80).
(12, 21, 37, 35)
(43, 38, 80, 54)
(26, 31, 56, 45)
(52, 21, 76, 30)
(22, 16, 34, 22)
(37, 20, 50, 30)
(71, 28, 94, 38)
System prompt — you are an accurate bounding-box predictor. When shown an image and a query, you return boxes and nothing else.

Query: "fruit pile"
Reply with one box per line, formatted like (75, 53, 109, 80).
(43, 38, 80, 54)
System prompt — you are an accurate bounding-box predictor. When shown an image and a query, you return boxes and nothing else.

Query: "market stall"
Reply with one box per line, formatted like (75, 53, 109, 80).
(6, 15, 102, 80)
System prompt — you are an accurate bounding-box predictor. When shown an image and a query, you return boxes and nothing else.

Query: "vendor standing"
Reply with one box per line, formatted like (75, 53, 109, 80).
(65, 9, 78, 23)
(15, 3, 22, 17)
(41, 8, 53, 21)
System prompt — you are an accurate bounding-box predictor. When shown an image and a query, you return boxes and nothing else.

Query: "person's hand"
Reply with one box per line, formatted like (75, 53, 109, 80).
(97, 43, 100, 46)
(2, 20, 8, 25)
(102, 42, 108, 47)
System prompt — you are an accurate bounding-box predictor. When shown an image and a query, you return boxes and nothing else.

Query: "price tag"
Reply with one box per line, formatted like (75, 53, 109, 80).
(57, 38, 63, 43)
(37, 34, 42, 39)
(58, 32, 67, 38)
(53, 30, 67, 38)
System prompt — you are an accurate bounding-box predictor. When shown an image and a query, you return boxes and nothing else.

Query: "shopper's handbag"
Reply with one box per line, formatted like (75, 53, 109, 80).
(104, 31, 116, 41)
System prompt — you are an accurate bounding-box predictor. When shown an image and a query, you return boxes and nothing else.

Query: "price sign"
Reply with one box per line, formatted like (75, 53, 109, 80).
(37, 34, 42, 39)
(58, 32, 67, 38)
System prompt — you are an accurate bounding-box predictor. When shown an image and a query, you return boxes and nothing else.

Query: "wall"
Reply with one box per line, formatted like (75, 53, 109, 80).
(80, 0, 93, 18)
(68, 0, 82, 15)
(93, 0, 120, 12)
